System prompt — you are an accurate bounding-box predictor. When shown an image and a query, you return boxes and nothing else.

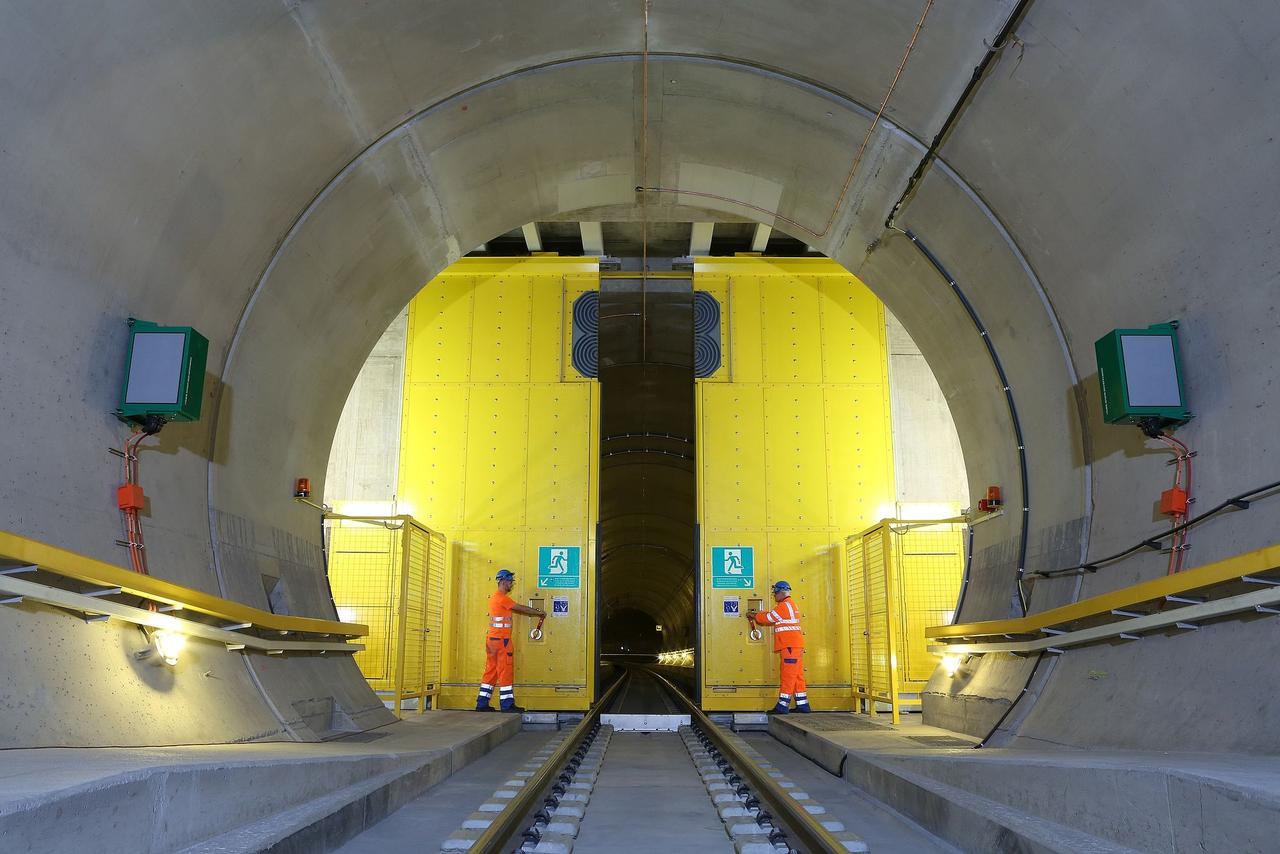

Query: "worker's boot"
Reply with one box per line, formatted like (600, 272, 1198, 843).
(501, 704, 526, 714)
(794, 692, 811, 713)
(769, 702, 790, 715)
(475, 705, 496, 712)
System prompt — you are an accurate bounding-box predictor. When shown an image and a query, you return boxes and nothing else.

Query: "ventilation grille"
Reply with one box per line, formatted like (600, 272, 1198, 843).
(570, 291, 598, 378)
(571, 289, 719, 378)
(693, 291, 722, 378)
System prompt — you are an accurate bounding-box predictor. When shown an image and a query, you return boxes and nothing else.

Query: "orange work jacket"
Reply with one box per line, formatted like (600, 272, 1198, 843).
(488, 589, 515, 639)
(753, 596, 803, 652)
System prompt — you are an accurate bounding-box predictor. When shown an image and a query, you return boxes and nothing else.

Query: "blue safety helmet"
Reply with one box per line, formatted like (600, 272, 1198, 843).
(496, 569, 515, 582)
(771, 580, 792, 594)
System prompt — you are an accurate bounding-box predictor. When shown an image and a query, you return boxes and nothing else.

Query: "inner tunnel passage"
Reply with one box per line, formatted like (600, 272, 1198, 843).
(325, 249, 965, 714)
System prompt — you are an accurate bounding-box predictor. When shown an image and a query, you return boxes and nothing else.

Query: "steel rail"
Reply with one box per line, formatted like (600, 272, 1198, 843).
(469, 674, 627, 853)
(648, 669, 847, 854)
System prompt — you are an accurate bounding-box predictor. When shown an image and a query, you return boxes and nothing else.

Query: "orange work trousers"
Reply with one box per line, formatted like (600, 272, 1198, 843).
(478, 637, 516, 709)
(777, 646, 808, 709)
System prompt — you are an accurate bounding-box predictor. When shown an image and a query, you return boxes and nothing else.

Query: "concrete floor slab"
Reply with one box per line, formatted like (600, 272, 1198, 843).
(0, 711, 518, 854)
(770, 713, 1280, 853)
(574, 732, 733, 852)
(334, 731, 554, 853)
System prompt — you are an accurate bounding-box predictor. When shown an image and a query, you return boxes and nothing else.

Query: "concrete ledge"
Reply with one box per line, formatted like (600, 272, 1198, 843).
(771, 714, 1280, 853)
(842, 751, 1138, 854)
(0, 711, 519, 854)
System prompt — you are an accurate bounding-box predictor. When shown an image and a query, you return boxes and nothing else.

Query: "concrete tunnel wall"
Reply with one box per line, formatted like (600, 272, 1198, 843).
(0, 1, 1277, 751)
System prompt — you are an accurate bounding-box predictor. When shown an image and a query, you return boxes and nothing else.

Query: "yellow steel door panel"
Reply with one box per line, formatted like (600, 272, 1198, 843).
(726, 275, 764, 383)
(529, 275, 564, 384)
(764, 532, 846, 685)
(700, 532, 771, 692)
(463, 385, 532, 528)
(469, 274, 534, 382)
(818, 277, 887, 386)
(760, 275, 823, 383)
(699, 384, 767, 529)
(524, 385, 593, 528)
(447, 530, 526, 693)
(695, 257, 892, 711)
(406, 275, 475, 383)
(823, 384, 894, 532)
(762, 385, 830, 527)
(399, 385, 470, 529)
(515, 530, 592, 694)
(399, 257, 599, 712)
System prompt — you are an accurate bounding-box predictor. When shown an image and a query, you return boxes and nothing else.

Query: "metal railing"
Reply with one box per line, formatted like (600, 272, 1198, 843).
(325, 515, 445, 716)
(847, 517, 966, 723)
(0, 530, 366, 653)
(927, 542, 1280, 655)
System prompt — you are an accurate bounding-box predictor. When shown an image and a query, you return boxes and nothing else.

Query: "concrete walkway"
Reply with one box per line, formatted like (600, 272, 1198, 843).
(770, 713, 1280, 853)
(0, 711, 518, 854)
(335, 730, 556, 853)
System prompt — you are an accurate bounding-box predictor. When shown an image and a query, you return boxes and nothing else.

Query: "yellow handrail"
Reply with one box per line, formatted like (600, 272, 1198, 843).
(927, 542, 1280, 640)
(0, 530, 367, 637)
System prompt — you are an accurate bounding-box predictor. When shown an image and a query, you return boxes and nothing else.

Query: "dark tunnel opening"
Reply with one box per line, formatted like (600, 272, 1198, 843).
(596, 275, 699, 670)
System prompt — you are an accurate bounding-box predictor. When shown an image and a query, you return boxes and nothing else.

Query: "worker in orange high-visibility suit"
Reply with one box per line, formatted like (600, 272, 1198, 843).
(747, 580, 810, 714)
(476, 569, 545, 712)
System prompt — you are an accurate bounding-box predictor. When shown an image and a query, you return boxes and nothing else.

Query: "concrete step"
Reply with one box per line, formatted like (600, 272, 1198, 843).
(842, 750, 1141, 854)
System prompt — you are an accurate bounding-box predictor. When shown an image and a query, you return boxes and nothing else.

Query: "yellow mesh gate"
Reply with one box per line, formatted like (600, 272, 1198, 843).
(848, 519, 965, 723)
(326, 515, 446, 717)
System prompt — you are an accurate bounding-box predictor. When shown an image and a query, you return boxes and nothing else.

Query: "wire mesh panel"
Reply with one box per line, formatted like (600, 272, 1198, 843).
(893, 523, 965, 685)
(328, 522, 398, 686)
(326, 516, 446, 716)
(848, 519, 965, 723)
(847, 538, 870, 703)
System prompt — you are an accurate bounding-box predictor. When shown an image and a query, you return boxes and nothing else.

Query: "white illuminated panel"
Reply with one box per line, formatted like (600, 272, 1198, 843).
(1120, 335, 1181, 407)
(124, 332, 186, 404)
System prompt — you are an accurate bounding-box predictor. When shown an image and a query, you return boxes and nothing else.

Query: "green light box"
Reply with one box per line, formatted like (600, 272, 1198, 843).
(116, 318, 209, 425)
(1095, 322, 1191, 428)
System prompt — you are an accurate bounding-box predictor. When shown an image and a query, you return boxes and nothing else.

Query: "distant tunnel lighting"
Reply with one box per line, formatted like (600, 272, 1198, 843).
(153, 630, 187, 666)
(941, 653, 962, 677)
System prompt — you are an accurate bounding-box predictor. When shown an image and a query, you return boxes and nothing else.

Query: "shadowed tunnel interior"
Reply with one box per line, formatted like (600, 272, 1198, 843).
(597, 278, 697, 656)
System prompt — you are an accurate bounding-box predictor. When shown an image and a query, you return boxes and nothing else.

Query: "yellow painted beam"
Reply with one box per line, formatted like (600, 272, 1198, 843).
(433, 256, 599, 276)
(928, 543, 1280, 639)
(0, 530, 367, 637)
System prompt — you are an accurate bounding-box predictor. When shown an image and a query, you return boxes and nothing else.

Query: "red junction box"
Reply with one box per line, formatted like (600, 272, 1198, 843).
(117, 483, 146, 511)
(1160, 487, 1188, 516)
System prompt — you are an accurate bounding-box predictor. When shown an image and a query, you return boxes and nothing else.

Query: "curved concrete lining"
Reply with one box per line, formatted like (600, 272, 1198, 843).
(1, 2, 1277, 753)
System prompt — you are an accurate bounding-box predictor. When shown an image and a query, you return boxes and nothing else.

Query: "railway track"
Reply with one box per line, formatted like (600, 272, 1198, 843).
(438, 667, 866, 853)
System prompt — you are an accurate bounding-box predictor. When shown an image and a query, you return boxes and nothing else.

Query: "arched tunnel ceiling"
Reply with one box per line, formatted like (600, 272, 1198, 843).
(2, 1, 1279, 752)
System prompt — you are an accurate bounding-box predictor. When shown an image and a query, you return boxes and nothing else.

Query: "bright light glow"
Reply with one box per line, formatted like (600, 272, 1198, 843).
(897, 502, 964, 521)
(153, 630, 186, 666)
(656, 647, 695, 668)
(336, 607, 358, 624)
(941, 653, 962, 677)
(329, 499, 403, 518)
